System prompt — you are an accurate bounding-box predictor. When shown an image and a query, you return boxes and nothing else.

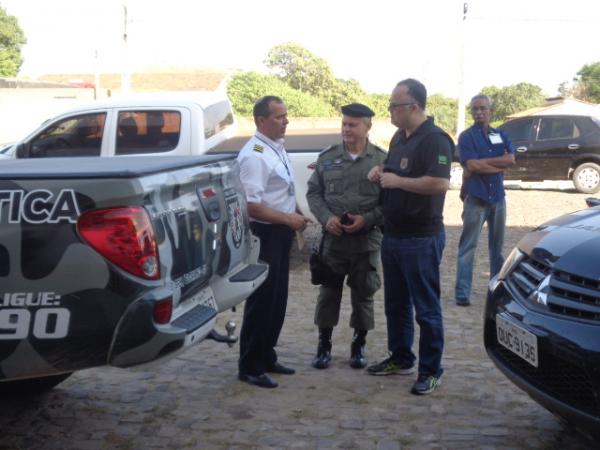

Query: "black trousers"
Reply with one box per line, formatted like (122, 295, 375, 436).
(238, 222, 294, 375)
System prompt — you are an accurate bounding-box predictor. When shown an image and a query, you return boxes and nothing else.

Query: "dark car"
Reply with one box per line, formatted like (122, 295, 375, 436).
(484, 200, 600, 437)
(499, 114, 600, 193)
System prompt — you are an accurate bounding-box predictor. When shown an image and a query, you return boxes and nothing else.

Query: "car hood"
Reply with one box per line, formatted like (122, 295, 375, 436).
(518, 207, 600, 281)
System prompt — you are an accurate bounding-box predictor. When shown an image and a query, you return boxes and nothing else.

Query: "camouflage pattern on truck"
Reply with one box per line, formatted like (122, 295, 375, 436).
(0, 156, 267, 384)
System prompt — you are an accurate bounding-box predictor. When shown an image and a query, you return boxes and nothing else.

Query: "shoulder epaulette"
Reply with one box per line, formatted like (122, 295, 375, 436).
(253, 144, 264, 153)
(319, 145, 334, 156)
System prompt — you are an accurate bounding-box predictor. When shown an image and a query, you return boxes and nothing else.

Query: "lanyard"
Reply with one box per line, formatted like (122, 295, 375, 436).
(255, 136, 291, 177)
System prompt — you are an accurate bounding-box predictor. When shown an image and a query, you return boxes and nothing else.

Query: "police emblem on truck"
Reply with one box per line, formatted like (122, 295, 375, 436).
(226, 197, 243, 248)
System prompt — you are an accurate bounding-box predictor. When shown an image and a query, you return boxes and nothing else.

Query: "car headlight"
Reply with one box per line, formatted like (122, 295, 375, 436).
(489, 247, 525, 292)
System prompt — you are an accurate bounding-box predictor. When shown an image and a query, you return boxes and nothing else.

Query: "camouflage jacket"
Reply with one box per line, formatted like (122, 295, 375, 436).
(306, 141, 387, 253)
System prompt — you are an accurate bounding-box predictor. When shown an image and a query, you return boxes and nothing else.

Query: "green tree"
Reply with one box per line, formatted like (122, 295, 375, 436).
(427, 94, 458, 136)
(558, 81, 572, 98)
(265, 42, 336, 98)
(263, 43, 394, 117)
(227, 71, 336, 117)
(572, 62, 600, 103)
(328, 78, 367, 110)
(0, 5, 27, 77)
(481, 83, 545, 123)
(366, 93, 390, 119)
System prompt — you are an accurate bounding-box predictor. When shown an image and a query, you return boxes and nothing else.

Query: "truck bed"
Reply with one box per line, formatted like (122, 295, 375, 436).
(0, 155, 235, 179)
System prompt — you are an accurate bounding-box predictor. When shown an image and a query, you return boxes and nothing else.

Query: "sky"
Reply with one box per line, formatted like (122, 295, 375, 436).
(2, 0, 600, 99)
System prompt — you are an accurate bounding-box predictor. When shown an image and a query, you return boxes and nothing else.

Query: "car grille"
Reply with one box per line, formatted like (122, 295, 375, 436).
(486, 324, 600, 418)
(508, 256, 600, 321)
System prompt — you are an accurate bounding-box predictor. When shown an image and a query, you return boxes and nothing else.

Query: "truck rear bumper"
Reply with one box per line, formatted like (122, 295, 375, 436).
(109, 260, 267, 368)
(211, 263, 268, 312)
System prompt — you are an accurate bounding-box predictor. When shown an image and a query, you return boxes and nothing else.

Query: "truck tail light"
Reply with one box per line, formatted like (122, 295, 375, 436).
(77, 206, 160, 280)
(153, 298, 173, 324)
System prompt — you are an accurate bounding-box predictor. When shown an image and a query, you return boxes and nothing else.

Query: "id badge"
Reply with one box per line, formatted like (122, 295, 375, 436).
(288, 183, 295, 196)
(489, 133, 503, 145)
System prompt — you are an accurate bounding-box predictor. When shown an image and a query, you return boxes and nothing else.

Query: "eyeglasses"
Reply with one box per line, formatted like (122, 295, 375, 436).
(388, 102, 415, 109)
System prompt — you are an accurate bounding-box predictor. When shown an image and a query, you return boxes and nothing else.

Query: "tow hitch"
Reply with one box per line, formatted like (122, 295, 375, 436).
(207, 320, 237, 347)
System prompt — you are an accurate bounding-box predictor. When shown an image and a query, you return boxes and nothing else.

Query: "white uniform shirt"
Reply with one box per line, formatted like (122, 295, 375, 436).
(237, 132, 297, 223)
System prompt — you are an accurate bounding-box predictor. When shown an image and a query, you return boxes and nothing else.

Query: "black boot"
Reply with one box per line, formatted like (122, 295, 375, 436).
(312, 328, 333, 369)
(350, 330, 367, 369)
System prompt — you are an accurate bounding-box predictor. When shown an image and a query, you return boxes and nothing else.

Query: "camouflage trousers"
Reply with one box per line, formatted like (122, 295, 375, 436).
(313, 248, 381, 331)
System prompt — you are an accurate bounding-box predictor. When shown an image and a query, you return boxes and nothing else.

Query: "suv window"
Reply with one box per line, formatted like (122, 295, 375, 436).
(30, 113, 106, 157)
(203, 101, 234, 139)
(537, 117, 580, 140)
(501, 118, 534, 142)
(116, 110, 181, 155)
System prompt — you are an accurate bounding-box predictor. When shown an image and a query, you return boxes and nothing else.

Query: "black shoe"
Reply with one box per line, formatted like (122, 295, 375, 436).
(455, 298, 471, 307)
(238, 373, 278, 388)
(267, 362, 295, 375)
(312, 328, 333, 369)
(350, 344, 367, 369)
(312, 350, 331, 369)
(350, 331, 367, 369)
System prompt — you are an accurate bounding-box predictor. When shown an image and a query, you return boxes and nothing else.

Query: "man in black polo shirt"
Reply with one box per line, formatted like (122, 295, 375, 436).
(367, 79, 453, 395)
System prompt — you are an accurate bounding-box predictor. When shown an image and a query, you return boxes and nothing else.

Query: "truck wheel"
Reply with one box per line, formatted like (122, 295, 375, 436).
(449, 163, 463, 189)
(0, 373, 72, 395)
(573, 163, 600, 194)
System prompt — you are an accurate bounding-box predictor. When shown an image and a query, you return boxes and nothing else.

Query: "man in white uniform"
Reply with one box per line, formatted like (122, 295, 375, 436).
(237, 96, 311, 388)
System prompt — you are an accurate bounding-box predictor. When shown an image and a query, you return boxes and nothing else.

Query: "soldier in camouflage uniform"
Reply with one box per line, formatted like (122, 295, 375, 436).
(306, 103, 387, 369)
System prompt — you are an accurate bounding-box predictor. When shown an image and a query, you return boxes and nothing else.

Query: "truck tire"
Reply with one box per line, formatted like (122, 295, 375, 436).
(449, 163, 463, 190)
(0, 373, 72, 395)
(573, 162, 600, 194)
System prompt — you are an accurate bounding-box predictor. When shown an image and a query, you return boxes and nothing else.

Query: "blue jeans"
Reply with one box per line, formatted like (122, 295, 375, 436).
(381, 230, 445, 377)
(455, 195, 506, 302)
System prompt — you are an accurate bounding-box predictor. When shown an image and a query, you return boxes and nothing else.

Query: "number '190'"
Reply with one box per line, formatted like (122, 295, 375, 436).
(0, 308, 70, 339)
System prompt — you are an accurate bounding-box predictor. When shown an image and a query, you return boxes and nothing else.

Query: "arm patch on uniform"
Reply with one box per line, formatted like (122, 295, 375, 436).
(438, 154, 448, 165)
(253, 144, 264, 153)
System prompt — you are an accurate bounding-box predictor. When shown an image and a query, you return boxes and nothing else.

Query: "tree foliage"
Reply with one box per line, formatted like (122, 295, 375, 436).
(481, 83, 545, 123)
(227, 71, 336, 117)
(328, 78, 367, 110)
(572, 62, 600, 103)
(265, 42, 335, 98)
(0, 6, 26, 77)
(367, 93, 390, 119)
(229, 43, 392, 118)
(427, 94, 458, 136)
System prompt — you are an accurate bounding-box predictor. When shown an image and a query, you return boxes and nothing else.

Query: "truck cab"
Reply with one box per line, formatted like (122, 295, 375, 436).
(11, 93, 236, 160)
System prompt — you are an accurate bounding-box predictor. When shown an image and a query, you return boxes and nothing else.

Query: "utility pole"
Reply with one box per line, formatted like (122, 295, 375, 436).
(456, 2, 468, 138)
(121, 3, 130, 94)
(94, 49, 101, 100)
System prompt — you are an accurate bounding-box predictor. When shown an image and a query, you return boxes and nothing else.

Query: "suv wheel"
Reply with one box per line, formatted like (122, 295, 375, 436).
(573, 162, 600, 194)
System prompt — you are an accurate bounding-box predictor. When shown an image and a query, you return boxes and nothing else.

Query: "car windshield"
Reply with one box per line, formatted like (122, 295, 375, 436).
(0, 143, 14, 154)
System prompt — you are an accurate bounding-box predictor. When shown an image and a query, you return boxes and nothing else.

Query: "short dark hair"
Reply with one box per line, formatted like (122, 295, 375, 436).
(253, 95, 284, 119)
(396, 78, 427, 110)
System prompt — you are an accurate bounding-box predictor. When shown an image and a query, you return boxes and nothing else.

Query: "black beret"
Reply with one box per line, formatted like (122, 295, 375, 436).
(341, 103, 375, 118)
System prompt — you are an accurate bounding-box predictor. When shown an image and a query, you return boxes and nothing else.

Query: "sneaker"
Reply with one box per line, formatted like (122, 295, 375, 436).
(455, 298, 471, 307)
(366, 357, 415, 376)
(411, 374, 442, 395)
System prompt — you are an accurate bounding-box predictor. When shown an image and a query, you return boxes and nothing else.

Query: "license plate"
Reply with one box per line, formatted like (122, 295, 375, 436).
(496, 315, 538, 367)
(172, 286, 217, 320)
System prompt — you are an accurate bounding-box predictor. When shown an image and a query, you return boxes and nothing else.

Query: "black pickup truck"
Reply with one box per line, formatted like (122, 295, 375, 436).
(0, 156, 267, 392)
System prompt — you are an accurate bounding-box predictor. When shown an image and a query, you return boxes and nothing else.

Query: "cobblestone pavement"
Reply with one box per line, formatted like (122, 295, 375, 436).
(1, 186, 598, 449)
